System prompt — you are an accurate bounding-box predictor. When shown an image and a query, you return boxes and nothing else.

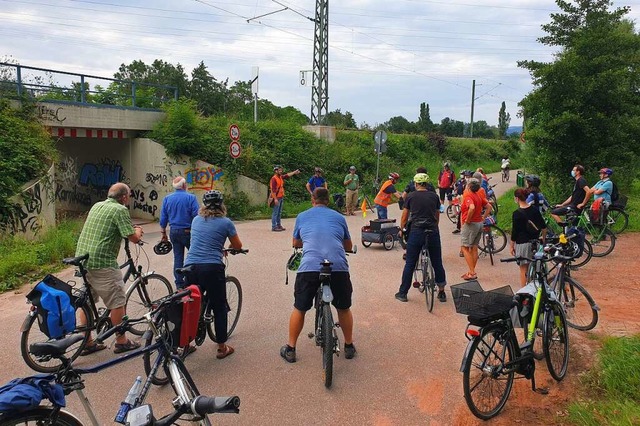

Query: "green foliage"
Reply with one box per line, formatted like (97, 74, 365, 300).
(567, 335, 640, 425)
(498, 101, 511, 139)
(0, 99, 57, 223)
(323, 109, 357, 129)
(418, 102, 434, 133)
(519, 0, 640, 193)
(224, 191, 251, 220)
(0, 219, 82, 292)
(495, 187, 517, 232)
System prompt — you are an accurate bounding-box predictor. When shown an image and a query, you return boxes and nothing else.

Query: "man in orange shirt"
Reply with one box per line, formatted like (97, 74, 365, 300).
(270, 165, 301, 231)
(460, 178, 492, 280)
(374, 172, 402, 219)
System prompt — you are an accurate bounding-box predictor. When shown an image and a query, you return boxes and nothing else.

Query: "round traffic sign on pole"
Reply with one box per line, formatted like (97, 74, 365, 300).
(229, 141, 242, 159)
(229, 124, 240, 141)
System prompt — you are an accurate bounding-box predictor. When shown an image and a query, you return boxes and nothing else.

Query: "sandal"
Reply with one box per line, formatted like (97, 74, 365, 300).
(216, 344, 234, 359)
(462, 273, 477, 281)
(80, 342, 106, 356)
(114, 339, 141, 354)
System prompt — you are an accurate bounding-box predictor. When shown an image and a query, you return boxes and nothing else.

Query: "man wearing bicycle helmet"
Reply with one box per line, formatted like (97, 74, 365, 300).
(159, 177, 199, 289)
(306, 167, 328, 197)
(184, 190, 243, 360)
(395, 173, 447, 303)
(588, 168, 614, 204)
(270, 165, 301, 232)
(374, 172, 402, 219)
(281, 188, 356, 363)
(75, 183, 144, 355)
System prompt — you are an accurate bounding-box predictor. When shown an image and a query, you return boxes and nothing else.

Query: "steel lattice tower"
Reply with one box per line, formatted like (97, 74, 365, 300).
(311, 0, 328, 124)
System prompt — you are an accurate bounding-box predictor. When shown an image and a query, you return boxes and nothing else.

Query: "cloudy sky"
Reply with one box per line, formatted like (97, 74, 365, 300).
(1, 0, 639, 127)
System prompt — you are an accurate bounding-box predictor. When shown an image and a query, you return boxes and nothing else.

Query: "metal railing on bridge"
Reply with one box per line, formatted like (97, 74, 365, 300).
(0, 62, 178, 109)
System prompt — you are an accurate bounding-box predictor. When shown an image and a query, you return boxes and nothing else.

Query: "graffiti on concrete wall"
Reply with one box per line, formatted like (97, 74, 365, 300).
(1, 176, 54, 237)
(79, 160, 123, 189)
(185, 166, 224, 190)
(37, 105, 67, 123)
(130, 187, 159, 217)
(145, 172, 168, 187)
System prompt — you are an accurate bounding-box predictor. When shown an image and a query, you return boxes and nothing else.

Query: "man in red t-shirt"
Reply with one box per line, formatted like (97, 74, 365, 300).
(438, 162, 456, 207)
(460, 178, 492, 280)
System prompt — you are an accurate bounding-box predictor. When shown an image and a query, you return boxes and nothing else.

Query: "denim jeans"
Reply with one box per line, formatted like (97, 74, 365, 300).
(399, 228, 447, 296)
(170, 228, 191, 288)
(271, 197, 284, 229)
(376, 204, 388, 219)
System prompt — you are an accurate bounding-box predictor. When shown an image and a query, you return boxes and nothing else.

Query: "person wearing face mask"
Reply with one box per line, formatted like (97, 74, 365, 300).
(550, 164, 590, 224)
(510, 188, 546, 286)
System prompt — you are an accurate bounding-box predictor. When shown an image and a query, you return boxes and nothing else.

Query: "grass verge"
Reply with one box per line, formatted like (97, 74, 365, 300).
(0, 219, 83, 292)
(567, 335, 640, 425)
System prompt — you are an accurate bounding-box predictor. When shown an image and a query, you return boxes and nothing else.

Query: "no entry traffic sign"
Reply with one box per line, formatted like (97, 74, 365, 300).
(229, 124, 240, 141)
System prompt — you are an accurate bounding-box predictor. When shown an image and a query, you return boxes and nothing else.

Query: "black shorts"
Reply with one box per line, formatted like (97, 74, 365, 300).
(438, 188, 453, 202)
(551, 205, 580, 216)
(294, 272, 353, 311)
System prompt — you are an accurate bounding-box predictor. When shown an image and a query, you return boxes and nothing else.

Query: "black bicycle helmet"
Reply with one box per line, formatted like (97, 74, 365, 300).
(153, 240, 173, 255)
(202, 190, 224, 208)
(273, 165, 282, 171)
(525, 174, 541, 187)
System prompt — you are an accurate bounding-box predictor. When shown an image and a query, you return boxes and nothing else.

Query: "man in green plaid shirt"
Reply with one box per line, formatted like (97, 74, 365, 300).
(75, 183, 144, 355)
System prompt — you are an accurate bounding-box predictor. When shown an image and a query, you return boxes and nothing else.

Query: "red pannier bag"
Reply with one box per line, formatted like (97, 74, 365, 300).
(167, 285, 201, 348)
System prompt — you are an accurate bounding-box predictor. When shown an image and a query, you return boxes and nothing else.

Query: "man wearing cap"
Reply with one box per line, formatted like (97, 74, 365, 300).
(588, 168, 614, 204)
(343, 166, 360, 215)
(159, 176, 199, 289)
(270, 165, 301, 232)
(374, 172, 402, 220)
(306, 167, 327, 197)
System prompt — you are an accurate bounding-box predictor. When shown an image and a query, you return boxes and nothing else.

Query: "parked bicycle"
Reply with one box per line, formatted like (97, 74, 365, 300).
(606, 203, 629, 235)
(20, 241, 172, 373)
(543, 213, 593, 269)
(411, 230, 436, 312)
(453, 246, 570, 420)
(446, 196, 461, 224)
(144, 248, 248, 385)
(1, 289, 240, 426)
(307, 248, 356, 388)
(477, 217, 507, 266)
(487, 183, 499, 215)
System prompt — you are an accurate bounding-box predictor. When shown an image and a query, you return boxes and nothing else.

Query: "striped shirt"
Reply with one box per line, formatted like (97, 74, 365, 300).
(75, 198, 135, 269)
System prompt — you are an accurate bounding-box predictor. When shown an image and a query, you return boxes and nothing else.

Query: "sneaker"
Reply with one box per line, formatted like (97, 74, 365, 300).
(272, 227, 285, 232)
(344, 343, 357, 359)
(459, 250, 464, 257)
(277, 225, 287, 231)
(394, 292, 408, 302)
(452, 229, 461, 234)
(280, 344, 296, 363)
(438, 291, 447, 302)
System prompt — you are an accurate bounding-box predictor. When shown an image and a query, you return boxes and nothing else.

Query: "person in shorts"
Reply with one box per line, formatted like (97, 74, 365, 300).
(550, 164, 590, 223)
(510, 188, 546, 286)
(437, 162, 456, 206)
(75, 183, 144, 355)
(460, 178, 491, 281)
(280, 188, 356, 363)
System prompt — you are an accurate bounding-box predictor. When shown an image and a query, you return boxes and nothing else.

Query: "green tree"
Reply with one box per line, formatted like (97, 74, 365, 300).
(417, 102, 433, 133)
(383, 116, 415, 133)
(187, 61, 226, 116)
(439, 117, 464, 137)
(519, 0, 640, 185)
(324, 109, 357, 129)
(498, 101, 511, 139)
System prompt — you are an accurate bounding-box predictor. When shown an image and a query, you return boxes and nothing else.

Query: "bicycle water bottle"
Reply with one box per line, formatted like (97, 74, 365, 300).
(439, 204, 445, 213)
(115, 376, 142, 424)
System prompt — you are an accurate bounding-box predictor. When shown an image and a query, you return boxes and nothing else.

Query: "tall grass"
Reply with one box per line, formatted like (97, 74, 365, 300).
(567, 335, 640, 425)
(0, 219, 82, 292)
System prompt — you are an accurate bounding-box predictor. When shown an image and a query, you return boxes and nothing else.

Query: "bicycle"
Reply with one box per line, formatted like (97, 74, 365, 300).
(575, 208, 616, 257)
(306, 248, 356, 388)
(1, 289, 240, 426)
(543, 213, 593, 269)
(145, 248, 248, 385)
(501, 167, 510, 183)
(20, 241, 172, 373)
(478, 217, 507, 266)
(605, 204, 629, 235)
(454, 247, 570, 420)
(446, 196, 461, 224)
(411, 230, 436, 312)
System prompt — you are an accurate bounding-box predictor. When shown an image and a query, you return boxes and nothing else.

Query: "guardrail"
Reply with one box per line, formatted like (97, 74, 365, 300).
(0, 62, 178, 109)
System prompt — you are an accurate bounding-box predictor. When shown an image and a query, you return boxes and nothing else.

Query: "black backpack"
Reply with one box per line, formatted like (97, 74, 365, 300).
(610, 181, 620, 203)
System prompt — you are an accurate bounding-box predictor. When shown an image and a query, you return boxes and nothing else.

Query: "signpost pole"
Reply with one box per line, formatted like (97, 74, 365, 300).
(375, 151, 381, 194)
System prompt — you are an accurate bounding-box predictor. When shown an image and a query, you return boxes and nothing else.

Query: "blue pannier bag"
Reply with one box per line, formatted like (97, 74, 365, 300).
(26, 275, 76, 339)
(0, 375, 65, 414)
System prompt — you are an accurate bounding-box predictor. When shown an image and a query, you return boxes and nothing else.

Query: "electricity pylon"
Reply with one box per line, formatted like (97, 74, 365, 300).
(310, 0, 328, 125)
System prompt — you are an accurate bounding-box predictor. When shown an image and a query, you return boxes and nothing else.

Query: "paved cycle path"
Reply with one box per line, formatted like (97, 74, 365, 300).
(0, 171, 522, 425)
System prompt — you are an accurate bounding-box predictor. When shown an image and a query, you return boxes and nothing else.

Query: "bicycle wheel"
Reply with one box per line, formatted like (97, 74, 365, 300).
(543, 302, 569, 381)
(479, 226, 507, 254)
(0, 407, 84, 426)
(207, 276, 243, 343)
(167, 358, 210, 424)
(20, 302, 92, 373)
(143, 329, 171, 386)
(462, 324, 515, 420)
(607, 207, 628, 234)
(125, 273, 173, 336)
(586, 227, 616, 257)
(560, 277, 598, 331)
(483, 231, 495, 266)
(446, 205, 458, 224)
(424, 257, 435, 312)
(321, 304, 335, 388)
(382, 233, 395, 250)
(569, 239, 592, 270)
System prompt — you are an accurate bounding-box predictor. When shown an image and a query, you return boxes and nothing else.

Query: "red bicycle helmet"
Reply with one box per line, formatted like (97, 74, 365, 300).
(388, 172, 400, 181)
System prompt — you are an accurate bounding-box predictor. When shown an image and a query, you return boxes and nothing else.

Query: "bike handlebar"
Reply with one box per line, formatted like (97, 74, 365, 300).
(223, 248, 249, 255)
(193, 395, 240, 415)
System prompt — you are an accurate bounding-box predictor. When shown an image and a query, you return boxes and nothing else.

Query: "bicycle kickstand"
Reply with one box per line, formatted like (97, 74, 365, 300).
(530, 373, 549, 395)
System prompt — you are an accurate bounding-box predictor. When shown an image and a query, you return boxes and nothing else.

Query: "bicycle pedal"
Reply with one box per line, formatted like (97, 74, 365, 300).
(535, 387, 549, 395)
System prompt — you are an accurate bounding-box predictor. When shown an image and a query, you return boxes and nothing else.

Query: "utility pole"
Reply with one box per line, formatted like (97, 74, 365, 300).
(470, 79, 476, 138)
(251, 67, 259, 123)
(311, 0, 329, 124)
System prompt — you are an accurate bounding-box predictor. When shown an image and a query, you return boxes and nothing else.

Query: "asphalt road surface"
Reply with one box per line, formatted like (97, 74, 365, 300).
(0, 172, 518, 425)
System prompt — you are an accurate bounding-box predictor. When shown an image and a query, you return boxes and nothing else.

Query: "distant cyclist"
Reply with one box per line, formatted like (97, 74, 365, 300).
(525, 174, 551, 213)
(501, 157, 510, 171)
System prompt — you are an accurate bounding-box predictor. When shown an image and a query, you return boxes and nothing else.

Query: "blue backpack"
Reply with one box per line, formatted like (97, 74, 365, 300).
(26, 275, 76, 339)
(0, 376, 65, 414)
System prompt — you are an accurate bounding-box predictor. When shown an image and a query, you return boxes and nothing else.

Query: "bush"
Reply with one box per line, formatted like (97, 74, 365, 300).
(225, 191, 251, 220)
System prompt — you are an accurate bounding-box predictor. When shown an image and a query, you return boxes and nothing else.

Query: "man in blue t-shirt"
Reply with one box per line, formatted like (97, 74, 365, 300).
(160, 177, 200, 288)
(305, 167, 327, 197)
(589, 168, 614, 204)
(280, 188, 356, 363)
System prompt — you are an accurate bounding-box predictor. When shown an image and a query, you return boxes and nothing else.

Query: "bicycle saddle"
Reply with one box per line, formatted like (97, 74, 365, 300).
(30, 334, 84, 358)
(62, 253, 89, 266)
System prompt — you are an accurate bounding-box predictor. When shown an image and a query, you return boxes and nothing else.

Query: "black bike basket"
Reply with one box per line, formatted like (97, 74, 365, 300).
(451, 281, 514, 320)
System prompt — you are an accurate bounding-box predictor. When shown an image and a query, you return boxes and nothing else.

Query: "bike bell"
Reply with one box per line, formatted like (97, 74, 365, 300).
(153, 240, 173, 255)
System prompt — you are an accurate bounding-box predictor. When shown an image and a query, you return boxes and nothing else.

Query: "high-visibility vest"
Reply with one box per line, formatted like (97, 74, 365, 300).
(271, 174, 285, 198)
(374, 180, 394, 207)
